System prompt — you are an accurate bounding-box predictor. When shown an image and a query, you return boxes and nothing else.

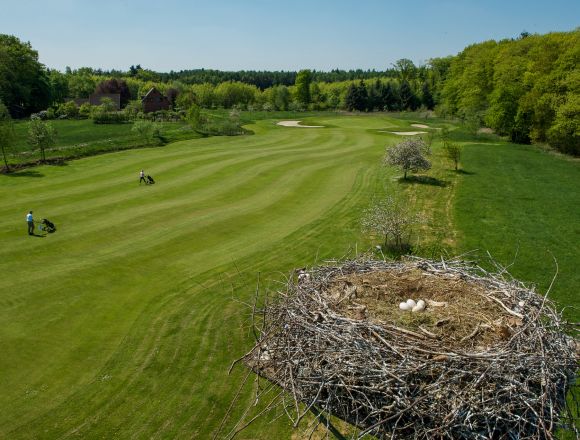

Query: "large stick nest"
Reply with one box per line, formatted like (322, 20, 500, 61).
(240, 257, 578, 439)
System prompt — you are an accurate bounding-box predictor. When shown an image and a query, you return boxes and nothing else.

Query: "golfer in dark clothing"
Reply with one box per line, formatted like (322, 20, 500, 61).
(26, 211, 34, 235)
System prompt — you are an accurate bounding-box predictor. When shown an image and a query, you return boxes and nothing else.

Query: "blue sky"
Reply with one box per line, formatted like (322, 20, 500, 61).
(1, 0, 578, 72)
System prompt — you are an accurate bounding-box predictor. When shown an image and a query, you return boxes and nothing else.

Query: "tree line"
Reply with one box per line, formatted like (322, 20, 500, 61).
(0, 29, 577, 154)
(439, 29, 579, 155)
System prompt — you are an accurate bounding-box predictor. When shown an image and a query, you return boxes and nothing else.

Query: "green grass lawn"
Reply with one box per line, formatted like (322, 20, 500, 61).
(0, 113, 577, 438)
(454, 143, 580, 321)
(8, 119, 201, 166)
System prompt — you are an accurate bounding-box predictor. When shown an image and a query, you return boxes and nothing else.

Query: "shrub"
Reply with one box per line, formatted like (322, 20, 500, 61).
(79, 103, 91, 119)
(92, 111, 129, 124)
(132, 120, 161, 145)
(55, 101, 79, 119)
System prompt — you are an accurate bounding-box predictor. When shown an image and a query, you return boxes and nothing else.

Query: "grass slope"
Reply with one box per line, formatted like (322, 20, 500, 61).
(0, 114, 577, 438)
(455, 143, 580, 320)
(8, 119, 199, 166)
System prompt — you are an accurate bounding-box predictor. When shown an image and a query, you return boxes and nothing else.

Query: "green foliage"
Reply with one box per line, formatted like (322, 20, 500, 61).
(185, 103, 203, 130)
(213, 81, 257, 108)
(421, 82, 434, 110)
(175, 89, 197, 110)
(399, 80, 419, 110)
(123, 100, 143, 120)
(67, 74, 96, 99)
(295, 69, 312, 105)
(55, 101, 79, 119)
(91, 98, 128, 124)
(463, 110, 481, 136)
(131, 119, 161, 145)
(197, 110, 245, 136)
(7, 119, 200, 165)
(48, 69, 69, 104)
(393, 58, 417, 81)
(345, 81, 369, 111)
(267, 85, 291, 111)
(441, 29, 580, 154)
(28, 119, 56, 162)
(0, 34, 51, 117)
(0, 101, 15, 170)
(439, 127, 451, 144)
(78, 103, 91, 119)
(190, 83, 216, 108)
(382, 81, 400, 111)
(547, 93, 580, 155)
(443, 142, 462, 170)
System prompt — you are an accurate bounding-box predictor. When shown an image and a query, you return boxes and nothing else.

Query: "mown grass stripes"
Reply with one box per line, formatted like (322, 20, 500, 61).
(1, 114, 577, 439)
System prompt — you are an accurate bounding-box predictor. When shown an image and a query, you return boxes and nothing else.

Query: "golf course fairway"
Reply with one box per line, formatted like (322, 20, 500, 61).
(0, 114, 577, 439)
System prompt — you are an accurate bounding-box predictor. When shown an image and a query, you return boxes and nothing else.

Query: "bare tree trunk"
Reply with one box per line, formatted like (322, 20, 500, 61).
(1, 145, 9, 172)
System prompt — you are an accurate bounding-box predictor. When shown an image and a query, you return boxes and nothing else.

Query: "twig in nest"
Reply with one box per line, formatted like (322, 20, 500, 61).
(460, 324, 481, 343)
(223, 257, 578, 440)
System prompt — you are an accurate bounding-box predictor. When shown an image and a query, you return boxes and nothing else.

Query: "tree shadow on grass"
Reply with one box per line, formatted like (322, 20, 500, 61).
(43, 158, 68, 166)
(5, 170, 45, 178)
(455, 169, 476, 175)
(398, 175, 448, 187)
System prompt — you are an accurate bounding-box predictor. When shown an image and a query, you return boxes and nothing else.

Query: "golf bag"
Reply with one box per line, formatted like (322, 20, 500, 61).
(41, 218, 56, 233)
(146, 175, 155, 184)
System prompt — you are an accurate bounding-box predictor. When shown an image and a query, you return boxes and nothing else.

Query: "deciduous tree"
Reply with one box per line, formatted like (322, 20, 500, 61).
(362, 195, 422, 249)
(295, 69, 312, 105)
(28, 118, 56, 162)
(443, 142, 463, 171)
(384, 138, 431, 179)
(0, 101, 15, 171)
(131, 120, 160, 145)
(0, 34, 51, 117)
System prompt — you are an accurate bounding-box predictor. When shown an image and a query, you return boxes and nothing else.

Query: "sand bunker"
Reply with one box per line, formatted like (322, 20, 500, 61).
(277, 120, 324, 128)
(380, 131, 427, 136)
(411, 124, 430, 129)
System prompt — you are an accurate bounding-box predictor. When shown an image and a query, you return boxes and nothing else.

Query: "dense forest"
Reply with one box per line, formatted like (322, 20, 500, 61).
(439, 30, 579, 155)
(0, 29, 578, 154)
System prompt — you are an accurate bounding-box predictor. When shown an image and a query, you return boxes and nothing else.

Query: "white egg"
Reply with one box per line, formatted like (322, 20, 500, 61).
(399, 302, 412, 311)
(412, 302, 426, 313)
(406, 299, 417, 308)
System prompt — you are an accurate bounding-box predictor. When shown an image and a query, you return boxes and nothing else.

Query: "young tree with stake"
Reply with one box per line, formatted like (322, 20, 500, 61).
(28, 118, 56, 163)
(444, 142, 463, 171)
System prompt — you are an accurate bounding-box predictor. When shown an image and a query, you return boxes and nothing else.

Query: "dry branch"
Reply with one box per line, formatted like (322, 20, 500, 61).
(228, 257, 578, 439)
